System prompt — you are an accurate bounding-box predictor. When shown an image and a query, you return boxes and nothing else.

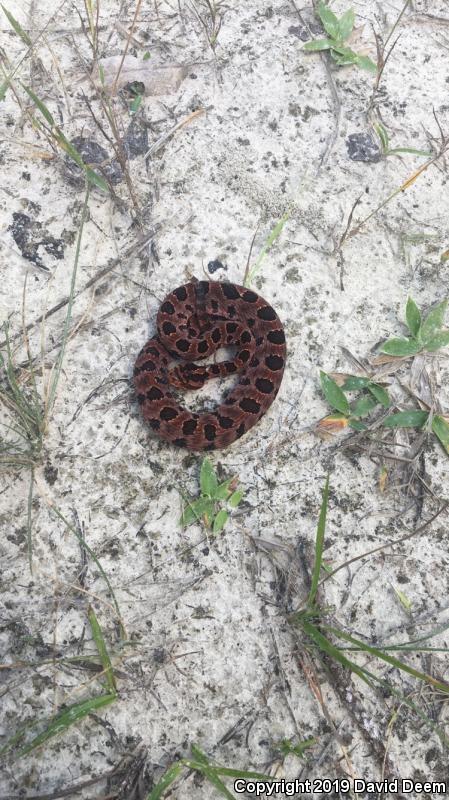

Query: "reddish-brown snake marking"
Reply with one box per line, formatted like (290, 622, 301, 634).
(133, 279, 286, 450)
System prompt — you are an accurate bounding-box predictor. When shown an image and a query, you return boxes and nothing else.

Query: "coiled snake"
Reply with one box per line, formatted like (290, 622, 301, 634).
(133, 279, 286, 450)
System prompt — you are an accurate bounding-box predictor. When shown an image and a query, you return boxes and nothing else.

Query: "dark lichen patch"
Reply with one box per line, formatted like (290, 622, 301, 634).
(9, 212, 65, 269)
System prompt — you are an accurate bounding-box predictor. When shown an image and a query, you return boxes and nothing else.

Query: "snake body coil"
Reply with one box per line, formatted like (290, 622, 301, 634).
(133, 280, 286, 450)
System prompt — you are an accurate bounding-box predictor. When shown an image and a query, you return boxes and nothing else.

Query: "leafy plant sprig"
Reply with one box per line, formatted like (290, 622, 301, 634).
(319, 370, 390, 433)
(303, 2, 376, 72)
(181, 458, 244, 533)
(381, 298, 449, 357)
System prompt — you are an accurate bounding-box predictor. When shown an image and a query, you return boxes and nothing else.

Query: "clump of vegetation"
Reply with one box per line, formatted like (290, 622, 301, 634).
(317, 297, 449, 458)
(181, 457, 244, 533)
(0, 608, 117, 760)
(289, 478, 449, 746)
(303, 2, 376, 72)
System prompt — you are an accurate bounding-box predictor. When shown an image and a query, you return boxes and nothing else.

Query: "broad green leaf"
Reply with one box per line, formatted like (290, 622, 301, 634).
(420, 300, 447, 344)
(353, 54, 377, 72)
(432, 415, 449, 454)
(383, 410, 429, 429)
(380, 337, 422, 356)
(348, 419, 367, 431)
(200, 457, 217, 497)
(303, 38, 334, 52)
(307, 475, 329, 608)
(405, 297, 421, 338)
(2, 4, 32, 46)
(214, 478, 233, 500)
(351, 395, 377, 419)
(337, 8, 355, 41)
(181, 496, 215, 526)
(423, 329, 449, 352)
(213, 509, 228, 533)
(228, 489, 244, 508)
(317, 1, 340, 39)
(17, 693, 116, 757)
(341, 376, 370, 390)
(88, 606, 116, 693)
(320, 371, 350, 415)
(367, 383, 390, 407)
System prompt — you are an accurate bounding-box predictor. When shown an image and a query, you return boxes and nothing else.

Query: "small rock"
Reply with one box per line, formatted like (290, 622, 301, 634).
(346, 133, 382, 163)
(123, 117, 149, 159)
(207, 259, 226, 274)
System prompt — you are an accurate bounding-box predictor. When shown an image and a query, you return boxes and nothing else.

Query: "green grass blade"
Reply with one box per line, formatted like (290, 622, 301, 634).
(146, 763, 184, 799)
(46, 185, 90, 413)
(323, 625, 449, 694)
(21, 83, 55, 125)
(301, 621, 375, 689)
(245, 212, 289, 286)
(2, 5, 32, 46)
(50, 505, 125, 638)
(17, 693, 116, 757)
(307, 476, 329, 608)
(88, 606, 117, 693)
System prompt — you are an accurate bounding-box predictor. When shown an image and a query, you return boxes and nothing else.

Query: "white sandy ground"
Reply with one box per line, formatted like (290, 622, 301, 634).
(1, 0, 449, 797)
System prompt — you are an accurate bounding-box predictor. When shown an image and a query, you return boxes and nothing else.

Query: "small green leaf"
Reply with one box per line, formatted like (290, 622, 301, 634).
(423, 329, 449, 352)
(200, 457, 218, 497)
(228, 490, 244, 508)
(88, 607, 117, 693)
(348, 419, 367, 431)
(181, 497, 215, 526)
(320, 371, 350, 415)
(341, 376, 370, 390)
(383, 410, 429, 429)
(143, 51, 151, 60)
(392, 585, 412, 612)
(317, 1, 340, 39)
(213, 509, 228, 534)
(303, 38, 334, 51)
(405, 297, 421, 338)
(420, 300, 447, 344)
(214, 479, 233, 500)
(2, 4, 32, 46)
(307, 475, 329, 608)
(367, 383, 390, 407)
(353, 54, 377, 72)
(432, 416, 449, 454)
(337, 8, 355, 41)
(351, 395, 377, 419)
(380, 337, 422, 356)
(130, 93, 143, 114)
